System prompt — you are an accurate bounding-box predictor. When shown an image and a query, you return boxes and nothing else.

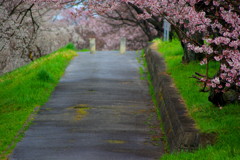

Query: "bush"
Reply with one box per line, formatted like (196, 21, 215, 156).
(37, 69, 53, 82)
(65, 43, 77, 50)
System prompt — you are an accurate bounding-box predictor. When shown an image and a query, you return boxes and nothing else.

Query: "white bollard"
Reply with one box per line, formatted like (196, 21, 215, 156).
(120, 38, 126, 54)
(90, 38, 96, 54)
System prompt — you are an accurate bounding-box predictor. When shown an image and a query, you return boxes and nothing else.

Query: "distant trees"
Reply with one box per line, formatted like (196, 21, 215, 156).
(59, 10, 149, 50)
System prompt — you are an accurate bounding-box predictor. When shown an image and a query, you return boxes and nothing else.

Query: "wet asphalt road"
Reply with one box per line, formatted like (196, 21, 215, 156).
(10, 51, 164, 160)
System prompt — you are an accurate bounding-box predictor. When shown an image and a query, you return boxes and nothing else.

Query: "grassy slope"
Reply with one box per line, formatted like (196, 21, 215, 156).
(153, 39, 240, 160)
(0, 44, 78, 159)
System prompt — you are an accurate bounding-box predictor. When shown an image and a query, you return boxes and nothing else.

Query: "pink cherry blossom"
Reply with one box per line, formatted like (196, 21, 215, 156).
(4, 0, 239, 103)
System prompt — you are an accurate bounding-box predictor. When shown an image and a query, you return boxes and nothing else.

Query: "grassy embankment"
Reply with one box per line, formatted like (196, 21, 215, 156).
(0, 44, 80, 159)
(152, 39, 240, 160)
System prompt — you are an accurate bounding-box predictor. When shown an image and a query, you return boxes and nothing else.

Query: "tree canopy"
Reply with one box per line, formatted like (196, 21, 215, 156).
(1, 0, 240, 106)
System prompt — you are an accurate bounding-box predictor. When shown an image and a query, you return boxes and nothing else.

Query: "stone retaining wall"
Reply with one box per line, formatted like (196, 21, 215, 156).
(145, 46, 201, 152)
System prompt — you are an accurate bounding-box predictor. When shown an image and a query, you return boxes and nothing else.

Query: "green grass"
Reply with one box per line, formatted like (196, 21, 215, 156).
(152, 39, 240, 160)
(0, 44, 78, 159)
(65, 43, 77, 50)
(78, 48, 90, 52)
(65, 43, 89, 52)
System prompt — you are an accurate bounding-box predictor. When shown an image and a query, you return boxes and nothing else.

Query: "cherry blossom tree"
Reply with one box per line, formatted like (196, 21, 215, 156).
(69, 0, 240, 106)
(58, 8, 149, 50)
(0, 0, 83, 74)
(2, 0, 240, 106)
(0, 0, 44, 74)
(190, 1, 240, 106)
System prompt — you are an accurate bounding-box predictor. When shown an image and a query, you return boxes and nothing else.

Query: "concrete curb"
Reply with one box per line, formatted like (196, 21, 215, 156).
(145, 46, 201, 152)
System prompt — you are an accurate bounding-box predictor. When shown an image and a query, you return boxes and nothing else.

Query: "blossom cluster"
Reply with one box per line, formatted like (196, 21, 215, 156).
(119, 0, 240, 93)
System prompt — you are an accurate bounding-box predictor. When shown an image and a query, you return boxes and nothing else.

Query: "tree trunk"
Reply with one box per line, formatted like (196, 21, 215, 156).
(173, 25, 204, 63)
(181, 41, 204, 63)
(208, 71, 240, 106)
(209, 88, 240, 106)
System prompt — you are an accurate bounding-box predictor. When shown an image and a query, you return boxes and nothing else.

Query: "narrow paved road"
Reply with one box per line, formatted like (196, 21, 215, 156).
(10, 51, 164, 160)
